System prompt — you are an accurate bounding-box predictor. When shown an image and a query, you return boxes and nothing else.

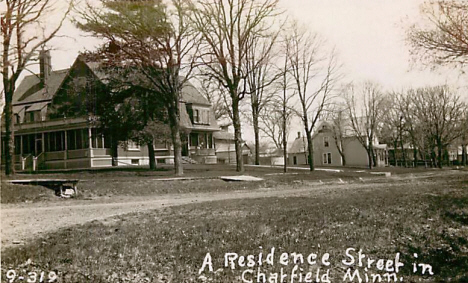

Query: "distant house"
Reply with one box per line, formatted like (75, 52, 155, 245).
(214, 129, 251, 164)
(289, 132, 309, 166)
(388, 143, 416, 166)
(448, 144, 468, 165)
(258, 148, 285, 166)
(1, 51, 220, 171)
(288, 121, 388, 168)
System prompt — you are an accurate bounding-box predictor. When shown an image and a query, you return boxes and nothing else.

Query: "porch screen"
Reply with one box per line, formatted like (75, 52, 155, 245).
(45, 131, 65, 152)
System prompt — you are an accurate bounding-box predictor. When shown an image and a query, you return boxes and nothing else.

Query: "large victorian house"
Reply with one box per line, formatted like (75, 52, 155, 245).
(1, 51, 220, 171)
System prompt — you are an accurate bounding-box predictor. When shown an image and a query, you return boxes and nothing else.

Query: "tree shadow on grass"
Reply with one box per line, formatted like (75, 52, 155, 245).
(401, 194, 468, 282)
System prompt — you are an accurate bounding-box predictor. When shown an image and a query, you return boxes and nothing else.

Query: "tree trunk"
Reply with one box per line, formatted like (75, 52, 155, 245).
(367, 148, 373, 169)
(168, 107, 183, 176)
(341, 144, 346, 166)
(413, 147, 418, 167)
(393, 140, 398, 166)
(282, 111, 288, 173)
(462, 143, 467, 166)
(305, 127, 314, 171)
(437, 141, 443, 169)
(369, 139, 376, 168)
(111, 136, 119, 166)
(232, 98, 244, 172)
(3, 82, 15, 175)
(253, 108, 260, 165)
(148, 141, 156, 170)
(400, 139, 406, 167)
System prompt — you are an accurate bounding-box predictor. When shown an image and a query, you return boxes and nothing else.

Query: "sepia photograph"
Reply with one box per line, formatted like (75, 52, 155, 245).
(1, 0, 467, 282)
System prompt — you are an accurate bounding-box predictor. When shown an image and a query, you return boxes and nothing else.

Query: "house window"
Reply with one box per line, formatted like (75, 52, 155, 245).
(323, 152, 332, 164)
(131, 159, 139, 165)
(126, 141, 140, 151)
(194, 109, 200, 123)
(323, 136, 329, 147)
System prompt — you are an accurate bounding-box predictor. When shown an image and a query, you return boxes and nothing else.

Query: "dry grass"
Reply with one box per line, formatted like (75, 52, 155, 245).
(2, 173, 467, 282)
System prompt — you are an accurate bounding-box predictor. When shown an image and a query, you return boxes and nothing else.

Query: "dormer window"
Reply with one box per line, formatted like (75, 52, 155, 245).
(192, 108, 210, 125)
(15, 114, 21, 124)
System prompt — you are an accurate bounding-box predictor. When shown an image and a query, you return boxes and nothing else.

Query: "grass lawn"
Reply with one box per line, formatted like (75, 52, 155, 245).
(1, 172, 467, 282)
(1, 164, 400, 204)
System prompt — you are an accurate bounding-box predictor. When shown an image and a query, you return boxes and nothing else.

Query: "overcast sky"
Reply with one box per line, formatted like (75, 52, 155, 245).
(11, 0, 468, 142)
(41, 0, 465, 87)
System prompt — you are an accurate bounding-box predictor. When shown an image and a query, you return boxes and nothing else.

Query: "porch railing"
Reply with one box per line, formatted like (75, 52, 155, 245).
(21, 154, 33, 171)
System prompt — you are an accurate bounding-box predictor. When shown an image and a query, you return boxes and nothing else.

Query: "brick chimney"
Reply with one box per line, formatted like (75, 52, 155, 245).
(39, 49, 52, 86)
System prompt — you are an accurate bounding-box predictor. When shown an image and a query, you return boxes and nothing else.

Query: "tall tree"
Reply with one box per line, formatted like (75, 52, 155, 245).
(1, 0, 72, 175)
(287, 23, 340, 171)
(408, 1, 468, 66)
(78, 0, 200, 176)
(191, 0, 280, 172)
(245, 27, 280, 165)
(344, 82, 388, 169)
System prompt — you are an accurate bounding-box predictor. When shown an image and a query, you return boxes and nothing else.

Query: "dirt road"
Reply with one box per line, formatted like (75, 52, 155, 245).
(0, 171, 456, 249)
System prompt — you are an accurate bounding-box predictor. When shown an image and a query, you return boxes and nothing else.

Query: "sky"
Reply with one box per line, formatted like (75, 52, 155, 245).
(4, 0, 467, 143)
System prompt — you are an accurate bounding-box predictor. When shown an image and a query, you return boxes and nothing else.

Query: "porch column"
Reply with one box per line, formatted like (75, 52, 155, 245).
(41, 133, 45, 153)
(20, 135, 23, 156)
(88, 127, 93, 158)
(187, 134, 191, 157)
(64, 130, 68, 169)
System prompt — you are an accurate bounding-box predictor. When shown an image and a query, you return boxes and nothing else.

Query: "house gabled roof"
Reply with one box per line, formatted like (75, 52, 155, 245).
(13, 69, 69, 105)
(12, 55, 218, 131)
(180, 80, 211, 106)
(289, 136, 307, 154)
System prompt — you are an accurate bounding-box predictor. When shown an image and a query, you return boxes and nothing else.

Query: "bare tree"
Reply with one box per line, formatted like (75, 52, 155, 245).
(344, 82, 388, 169)
(1, 0, 73, 175)
(380, 92, 411, 167)
(259, 99, 291, 150)
(245, 28, 281, 165)
(408, 1, 468, 66)
(191, 0, 280, 172)
(408, 85, 465, 168)
(78, 0, 200, 175)
(287, 23, 340, 171)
